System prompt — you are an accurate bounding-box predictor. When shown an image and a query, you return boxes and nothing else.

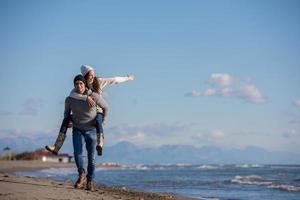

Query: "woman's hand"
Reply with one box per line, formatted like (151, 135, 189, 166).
(86, 96, 96, 107)
(127, 74, 135, 80)
(67, 121, 73, 128)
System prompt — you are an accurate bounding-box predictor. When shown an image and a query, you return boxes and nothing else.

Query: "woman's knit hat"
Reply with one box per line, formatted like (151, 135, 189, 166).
(81, 65, 94, 77)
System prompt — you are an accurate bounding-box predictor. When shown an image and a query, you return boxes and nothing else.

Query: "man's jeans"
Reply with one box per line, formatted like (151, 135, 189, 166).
(72, 127, 97, 180)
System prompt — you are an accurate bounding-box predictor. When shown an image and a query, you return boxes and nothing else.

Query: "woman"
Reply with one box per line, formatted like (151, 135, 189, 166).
(45, 65, 134, 156)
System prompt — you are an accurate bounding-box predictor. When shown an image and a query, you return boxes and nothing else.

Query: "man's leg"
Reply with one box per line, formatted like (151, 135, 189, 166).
(72, 128, 86, 189)
(84, 129, 97, 191)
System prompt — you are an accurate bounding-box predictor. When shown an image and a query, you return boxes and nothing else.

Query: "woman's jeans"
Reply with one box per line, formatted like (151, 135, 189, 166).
(59, 115, 72, 133)
(95, 112, 104, 134)
(72, 127, 97, 180)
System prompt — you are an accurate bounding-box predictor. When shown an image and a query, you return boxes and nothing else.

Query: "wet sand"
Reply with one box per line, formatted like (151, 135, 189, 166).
(0, 161, 196, 200)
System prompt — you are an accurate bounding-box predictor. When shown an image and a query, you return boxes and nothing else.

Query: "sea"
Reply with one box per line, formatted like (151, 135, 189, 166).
(15, 164, 300, 200)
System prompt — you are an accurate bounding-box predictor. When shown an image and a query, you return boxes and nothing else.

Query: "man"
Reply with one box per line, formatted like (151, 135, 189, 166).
(65, 74, 108, 191)
(45, 64, 134, 156)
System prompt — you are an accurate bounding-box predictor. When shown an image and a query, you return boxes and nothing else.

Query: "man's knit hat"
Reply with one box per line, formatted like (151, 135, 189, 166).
(81, 65, 94, 77)
(73, 74, 86, 85)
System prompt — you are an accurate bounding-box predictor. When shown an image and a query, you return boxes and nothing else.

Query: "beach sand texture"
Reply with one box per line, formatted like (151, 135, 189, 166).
(0, 161, 195, 200)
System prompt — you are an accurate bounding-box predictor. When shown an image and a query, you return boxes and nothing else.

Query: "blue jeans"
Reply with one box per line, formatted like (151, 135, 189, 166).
(95, 112, 104, 134)
(72, 127, 97, 180)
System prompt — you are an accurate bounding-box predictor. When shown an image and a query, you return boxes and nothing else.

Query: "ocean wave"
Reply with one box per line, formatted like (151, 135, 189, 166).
(196, 165, 220, 170)
(127, 164, 194, 171)
(231, 175, 272, 185)
(174, 163, 193, 167)
(129, 164, 150, 170)
(236, 164, 264, 168)
(268, 184, 300, 192)
(38, 167, 77, 177)
(293, 178, 300, 182)
(199, 197, 220, 200)
(231, 175, 300, 192)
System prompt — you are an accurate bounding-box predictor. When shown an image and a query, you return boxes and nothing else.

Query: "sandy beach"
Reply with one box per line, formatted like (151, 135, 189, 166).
(0, 161, 196, 200)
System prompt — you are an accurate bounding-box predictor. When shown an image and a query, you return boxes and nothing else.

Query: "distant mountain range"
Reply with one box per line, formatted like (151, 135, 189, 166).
(1, 136, 299, 164)
(101, 141, 300, 165)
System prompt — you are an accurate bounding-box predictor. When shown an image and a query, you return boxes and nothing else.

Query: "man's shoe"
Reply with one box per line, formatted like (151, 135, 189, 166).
(74, 173, 86, 189)
(86, 179, 95, 191)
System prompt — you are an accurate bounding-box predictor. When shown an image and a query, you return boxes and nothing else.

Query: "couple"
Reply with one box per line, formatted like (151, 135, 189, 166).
(46, 65, 134, 191)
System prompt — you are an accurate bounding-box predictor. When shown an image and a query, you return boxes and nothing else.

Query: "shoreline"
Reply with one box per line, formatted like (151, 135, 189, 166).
(0, 160, 197, 200)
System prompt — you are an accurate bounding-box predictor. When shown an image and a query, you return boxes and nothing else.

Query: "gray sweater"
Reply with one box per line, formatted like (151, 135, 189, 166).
(64, 91, 108, 131)
(69, 76, 131, 113)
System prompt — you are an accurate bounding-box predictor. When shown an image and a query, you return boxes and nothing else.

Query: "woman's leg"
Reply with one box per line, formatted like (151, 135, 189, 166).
(95, 113, 104, 156)
(45, 115, 72, 154)
(95, 112, 103, 134)
(59, 115, 73, 133)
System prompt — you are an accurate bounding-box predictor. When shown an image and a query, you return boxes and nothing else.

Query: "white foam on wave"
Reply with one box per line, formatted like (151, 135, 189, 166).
(133, 164, 150, 170)
(95, 167, 113, 171)
(38, 167, 77, 177)
(268, 184, 300, 192)
(236, 164, 264, 168)
(175, 163, 191, 167)
(231, 175, 272, 185)
(231, 175, 300, 193)
(196, 165, 219, 170)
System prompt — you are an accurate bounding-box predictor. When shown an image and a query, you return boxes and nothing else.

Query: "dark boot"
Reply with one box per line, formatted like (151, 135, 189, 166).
(45, 132, 66, 155)
(74, 173, 86, 189)
(86, 178, 95, 191)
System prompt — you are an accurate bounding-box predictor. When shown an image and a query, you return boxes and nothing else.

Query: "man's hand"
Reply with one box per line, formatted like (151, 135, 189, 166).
(127, 74, 135, 80)
(86, 96, 96, 107)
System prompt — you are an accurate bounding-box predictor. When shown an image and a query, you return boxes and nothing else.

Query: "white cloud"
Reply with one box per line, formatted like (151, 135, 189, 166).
(106, 122, 196, 146)
(185, 73, 267, 104)
(203, 88, 217, 96)
(0, 128, 54, 139)
(210, 129, 225, 139)
(293, 97, 300, 107)
(237, 84, 266, 104)
(184, 90, 202, 97)
(19, 97, 45, 116)
(209, 73, 232, 86)
(113, 131, 146, 145)
(283, 129, 299, 138)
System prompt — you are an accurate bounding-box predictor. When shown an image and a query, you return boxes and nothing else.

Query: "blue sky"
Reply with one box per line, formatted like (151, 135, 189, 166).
(0, 0, 300, 153)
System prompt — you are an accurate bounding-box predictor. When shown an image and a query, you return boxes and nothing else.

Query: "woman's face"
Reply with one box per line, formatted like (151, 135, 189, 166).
(75, 81, 86, 94)
(86, 70, 95, 84)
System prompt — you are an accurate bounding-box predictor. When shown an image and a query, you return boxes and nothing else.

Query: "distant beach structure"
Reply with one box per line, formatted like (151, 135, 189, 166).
(34, 149, 72, 163)
(2, 147, 12, 160)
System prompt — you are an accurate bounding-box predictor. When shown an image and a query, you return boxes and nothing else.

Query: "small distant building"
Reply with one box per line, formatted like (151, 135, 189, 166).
(34, 149, 72, 163)
(3, 147, 10, 151)
(3, 146, 12, 160)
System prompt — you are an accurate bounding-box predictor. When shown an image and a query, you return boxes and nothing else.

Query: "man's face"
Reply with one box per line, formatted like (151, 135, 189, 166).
(75, 81, 85, 94)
